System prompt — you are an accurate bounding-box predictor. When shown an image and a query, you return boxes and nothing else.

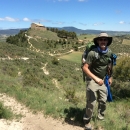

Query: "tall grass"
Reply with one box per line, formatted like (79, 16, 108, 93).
(0, 102, 14, 120)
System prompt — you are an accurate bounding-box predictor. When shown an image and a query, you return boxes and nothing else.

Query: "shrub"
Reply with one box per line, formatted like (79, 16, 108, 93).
(112, 56, 130, 99)
(0, 102, 13, 119)
(52, 57, 59, 65)
(111, 80, 130, 99)
(64, 86, 79, 105)
(113, 56, 130, 82)
(23, 67, 41, 87)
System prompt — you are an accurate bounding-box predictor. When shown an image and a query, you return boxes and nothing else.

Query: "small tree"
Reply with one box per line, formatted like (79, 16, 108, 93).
(52, 57, 59, 65)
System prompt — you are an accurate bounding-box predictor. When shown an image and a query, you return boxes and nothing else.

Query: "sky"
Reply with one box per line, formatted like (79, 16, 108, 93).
(0, 0, 130, 31)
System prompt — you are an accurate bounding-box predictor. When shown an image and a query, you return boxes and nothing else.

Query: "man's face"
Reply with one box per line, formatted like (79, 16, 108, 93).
(97, 37, 108, 50)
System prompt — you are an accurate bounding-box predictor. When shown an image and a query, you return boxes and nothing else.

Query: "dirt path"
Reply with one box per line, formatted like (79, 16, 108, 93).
(0, 93, 83, 130)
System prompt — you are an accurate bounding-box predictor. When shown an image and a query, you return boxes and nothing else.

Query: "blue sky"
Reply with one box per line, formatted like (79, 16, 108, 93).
(0, 0, 130, 31)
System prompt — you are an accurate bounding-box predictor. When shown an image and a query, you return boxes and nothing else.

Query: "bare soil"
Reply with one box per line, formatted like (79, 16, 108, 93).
(0, 93, 83, 130)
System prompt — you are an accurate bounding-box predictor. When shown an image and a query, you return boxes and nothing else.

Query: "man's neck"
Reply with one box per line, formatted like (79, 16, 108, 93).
(97, 46, 108, 53)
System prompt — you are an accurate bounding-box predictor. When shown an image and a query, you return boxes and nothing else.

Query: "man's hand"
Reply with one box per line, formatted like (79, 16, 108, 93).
(83, 64, 104, 86)
(95, 77, 104, 86)
(108, 77, 112, 85)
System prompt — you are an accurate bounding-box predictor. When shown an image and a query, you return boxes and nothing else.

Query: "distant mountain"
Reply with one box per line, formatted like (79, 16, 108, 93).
(0, 28, 28, 35)
(60, 26, 130, 35)
(0, 27, 130, 36)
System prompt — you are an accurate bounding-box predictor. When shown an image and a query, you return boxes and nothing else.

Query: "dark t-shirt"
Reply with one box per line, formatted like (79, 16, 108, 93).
(85, 49, 112, 79)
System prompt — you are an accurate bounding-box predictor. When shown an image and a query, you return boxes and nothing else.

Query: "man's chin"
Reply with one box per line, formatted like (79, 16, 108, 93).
(100, 46, 106, 50)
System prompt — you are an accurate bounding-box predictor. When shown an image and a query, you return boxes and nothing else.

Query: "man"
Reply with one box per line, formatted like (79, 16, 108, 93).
(82, 32, 113, 130)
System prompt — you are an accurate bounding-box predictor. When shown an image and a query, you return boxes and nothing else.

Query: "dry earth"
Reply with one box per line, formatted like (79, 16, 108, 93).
(0, 93, 83, 130)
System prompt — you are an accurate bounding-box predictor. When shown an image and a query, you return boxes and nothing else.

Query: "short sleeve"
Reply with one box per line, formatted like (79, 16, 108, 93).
(85, 51, 95, 65)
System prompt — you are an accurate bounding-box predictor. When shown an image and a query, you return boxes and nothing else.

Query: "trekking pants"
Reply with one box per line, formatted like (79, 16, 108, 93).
(83, 79, 107, 123)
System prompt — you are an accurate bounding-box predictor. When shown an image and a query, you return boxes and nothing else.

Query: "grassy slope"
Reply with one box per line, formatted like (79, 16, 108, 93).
(0, 41, 85, 119)
(27, 29, 59, 40)
(78, 34, 96, 41)
(122, 39, 130, 45)
(0, 32, 130, 129)
(59, 51, 82, 64)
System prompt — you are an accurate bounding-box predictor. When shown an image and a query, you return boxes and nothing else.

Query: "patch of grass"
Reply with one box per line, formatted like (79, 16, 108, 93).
(78, 34, 96, 41)
(27, 29, 59, 40)
(122, 39, 130, 45)
(86, 100, 130, 130)
(59, 51, 82, 64)
(0, 102, 13, 120)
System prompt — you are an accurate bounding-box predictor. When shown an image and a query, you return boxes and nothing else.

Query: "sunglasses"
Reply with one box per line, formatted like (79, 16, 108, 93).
(98, 38, 108, 41)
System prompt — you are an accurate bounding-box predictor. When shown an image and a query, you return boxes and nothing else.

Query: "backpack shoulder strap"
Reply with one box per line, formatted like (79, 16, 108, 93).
(108, 48, 112, 57)
(107, 49, 117, 77)
(108, 48, 117, 65)
(93, 47, 99, 59)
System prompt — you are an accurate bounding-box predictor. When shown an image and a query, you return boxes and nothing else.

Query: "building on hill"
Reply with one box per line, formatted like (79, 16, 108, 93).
(31, 23, 46, 31)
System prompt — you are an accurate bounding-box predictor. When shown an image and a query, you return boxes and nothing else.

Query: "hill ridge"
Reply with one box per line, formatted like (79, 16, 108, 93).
(1, 27, 130, 35)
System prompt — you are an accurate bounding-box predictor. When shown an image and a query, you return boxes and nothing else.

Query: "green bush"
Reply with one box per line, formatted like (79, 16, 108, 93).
(113, 56, 130, 81)
(111, 80, 130, 99)
(23, 67, 42, 87)
(1, 62, 18, 77)
(0, 102, 13, 119)
(6, 30, 28, 48)
(112, 56, 130, 99)
(64, 86, 79, 105)
(52, 57, 59, 65)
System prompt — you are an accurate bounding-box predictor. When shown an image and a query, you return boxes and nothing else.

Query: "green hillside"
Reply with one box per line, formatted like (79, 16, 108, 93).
(27, 28, 59, 40)
(0, 29, 130, 129)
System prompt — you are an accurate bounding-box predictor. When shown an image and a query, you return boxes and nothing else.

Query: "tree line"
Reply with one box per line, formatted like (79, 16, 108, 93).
(47, 27, 77, 39)
(6, 30, 28, 47)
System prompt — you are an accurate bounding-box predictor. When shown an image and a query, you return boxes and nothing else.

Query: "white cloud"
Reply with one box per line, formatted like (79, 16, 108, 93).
(23, 18, 31, 22)
(22, 18, 51, 23)
(119, 21, 125, 24)
(5, 17, 17, 22)
(0, 17, 19, 22)
(0, 18, 4, 21)
(93, 23, 98, 26)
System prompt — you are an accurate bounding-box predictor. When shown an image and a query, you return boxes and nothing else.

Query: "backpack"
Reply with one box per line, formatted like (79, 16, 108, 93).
(81, 42, 115, 82)
(81, 42, 96, 65)
(81, 42, 98, 82)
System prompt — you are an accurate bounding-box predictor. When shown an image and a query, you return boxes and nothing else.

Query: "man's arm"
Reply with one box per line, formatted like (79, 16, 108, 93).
(83, 63, 104, 86)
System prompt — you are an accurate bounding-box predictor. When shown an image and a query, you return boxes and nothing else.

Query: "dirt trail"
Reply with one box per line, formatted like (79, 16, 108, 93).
(0, 93, 83, 130)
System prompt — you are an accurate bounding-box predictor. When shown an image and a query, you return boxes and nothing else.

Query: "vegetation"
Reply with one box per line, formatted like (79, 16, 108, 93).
(0, 29, 130, 129)
(27, 28, 59, 40)
(0, 102, 14, 119)
(6, 30, 28, 47)
(47, 27, 77, 39)
(78, 34, 96, 41)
